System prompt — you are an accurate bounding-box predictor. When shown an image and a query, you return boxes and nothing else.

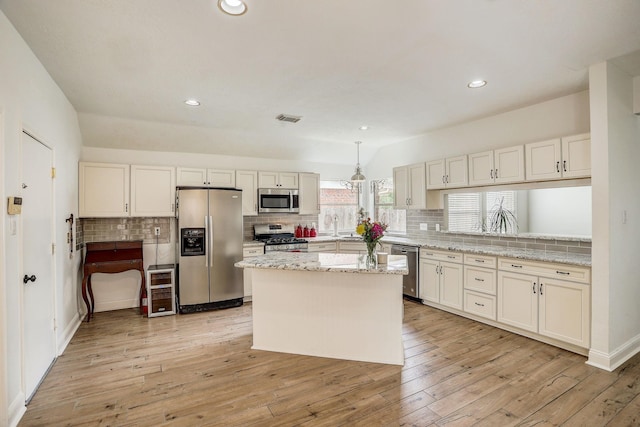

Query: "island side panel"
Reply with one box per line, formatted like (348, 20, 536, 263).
(250, 268, 404, 365)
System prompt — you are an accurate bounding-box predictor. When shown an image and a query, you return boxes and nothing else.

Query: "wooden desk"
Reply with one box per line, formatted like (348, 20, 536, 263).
(82, 240, 145, 321)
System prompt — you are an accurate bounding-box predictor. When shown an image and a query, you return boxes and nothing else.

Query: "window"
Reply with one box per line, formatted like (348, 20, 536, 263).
(447, 190, 517, 233)
(374, 179, 406, 234)
(318, 180, 359, 234)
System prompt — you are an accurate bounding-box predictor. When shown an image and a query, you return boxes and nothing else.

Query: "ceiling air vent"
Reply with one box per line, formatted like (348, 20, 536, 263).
(276, 114, 302, 123)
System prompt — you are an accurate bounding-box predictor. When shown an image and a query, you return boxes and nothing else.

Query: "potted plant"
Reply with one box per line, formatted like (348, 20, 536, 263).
(487, 196, 518, 233)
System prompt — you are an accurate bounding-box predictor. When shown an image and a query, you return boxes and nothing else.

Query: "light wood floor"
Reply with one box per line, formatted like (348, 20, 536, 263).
(20, 300, 640, 426)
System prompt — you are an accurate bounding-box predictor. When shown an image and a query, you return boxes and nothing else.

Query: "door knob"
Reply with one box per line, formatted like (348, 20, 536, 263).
(23, 274, 36, 284)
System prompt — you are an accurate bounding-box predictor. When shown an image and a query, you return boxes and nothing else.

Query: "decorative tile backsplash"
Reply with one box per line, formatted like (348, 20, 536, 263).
(400, 209, 591, 255)
(243, 213, 319, 240)
(77, 217, 172, 248)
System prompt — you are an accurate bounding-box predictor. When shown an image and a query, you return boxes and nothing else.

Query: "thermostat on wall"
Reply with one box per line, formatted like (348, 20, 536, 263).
(7, 197, 22, 215)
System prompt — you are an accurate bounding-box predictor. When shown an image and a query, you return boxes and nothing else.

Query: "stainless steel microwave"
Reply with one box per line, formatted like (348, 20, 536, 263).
(258, 188, 299, 213)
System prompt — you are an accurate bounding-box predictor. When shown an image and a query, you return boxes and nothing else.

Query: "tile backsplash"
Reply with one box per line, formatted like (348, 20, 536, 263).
(77, 217, 172, 248)
(243, 214, 320, 240)
(400, 209, 591, 255)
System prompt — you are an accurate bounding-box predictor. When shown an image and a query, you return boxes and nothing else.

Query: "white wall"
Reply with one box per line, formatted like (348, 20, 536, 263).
(527, 187, 592, 236)
(588, 62, 640, 370)
(0, 10, 83, 426)
(366, 91, 591, 180)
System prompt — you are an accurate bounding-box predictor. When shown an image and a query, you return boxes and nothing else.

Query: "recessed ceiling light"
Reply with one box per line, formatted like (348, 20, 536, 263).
(467, 80, 487, 89)
(359, 125, 369, 131)
(218, 0, 247, 16)
(185, 99, 201, 106)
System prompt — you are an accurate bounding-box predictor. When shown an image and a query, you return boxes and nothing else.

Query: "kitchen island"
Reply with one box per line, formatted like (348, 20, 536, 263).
(235, 252, 408, 365)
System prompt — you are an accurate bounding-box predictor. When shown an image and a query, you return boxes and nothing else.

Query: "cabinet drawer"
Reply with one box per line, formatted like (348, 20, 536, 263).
(338, 241, 366, 251)
(151, 298, 173, 313)
(151, 288, 173, 300)
(463, 253, 497, 269)
(464, 265, 497, 295)
(498, 257, 590, 284)
(243, 247, 264, 257)
(464, 290, 496, 320)
(150, 273, 172, 286)
(420, 248, 463, 263)
(307, 242, 337, 252)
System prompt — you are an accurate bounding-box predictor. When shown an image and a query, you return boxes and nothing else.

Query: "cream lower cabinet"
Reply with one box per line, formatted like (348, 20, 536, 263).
(307, 241, 337, 253)
(419, 249, 463, 310)
(242, 246, 264, 300)
(463, 254, 497, 320)
(337, 241, 391, 254)
(497, 258, 590, 348)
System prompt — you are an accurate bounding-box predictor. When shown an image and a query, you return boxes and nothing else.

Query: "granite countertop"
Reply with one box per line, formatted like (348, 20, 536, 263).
(420, 241, 591, 267)
(235, 252, 408, 275)
(246, 235, 591, 267)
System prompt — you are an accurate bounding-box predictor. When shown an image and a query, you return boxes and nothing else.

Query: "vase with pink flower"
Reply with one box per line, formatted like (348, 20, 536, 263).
(355, 218, 388, 267)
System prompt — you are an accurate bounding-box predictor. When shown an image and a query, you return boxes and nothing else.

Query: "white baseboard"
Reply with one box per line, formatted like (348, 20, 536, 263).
(57, 315, 82, 356)
(587, 333, 640, 371)
(8, 392, 26, 427)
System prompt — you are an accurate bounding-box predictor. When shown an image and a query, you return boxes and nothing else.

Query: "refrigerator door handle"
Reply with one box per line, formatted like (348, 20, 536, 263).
(209, 215, 214, 267)
(204, 215, 209, 267)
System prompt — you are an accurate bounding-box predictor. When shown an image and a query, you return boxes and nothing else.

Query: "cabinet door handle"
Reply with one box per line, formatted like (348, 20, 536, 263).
(442, 175, 445, 183)
(447, 255, 456, 259)
(556, 270, 570, 276)
(490, 169, 493, 179)
(556, 161, 560, 173)
(474, 302, 485, 307)
(563, 160, 567, 172)
(125, 203, 128, 213)
(511, 264, 523, 268)
(494, 168, 498, 178)
(474, 277, 485, 282)
(540, 283, 544, 295)
(532, 282, 537, 294)
(475, 259, 485, 263)
(446, 174, 449, 183)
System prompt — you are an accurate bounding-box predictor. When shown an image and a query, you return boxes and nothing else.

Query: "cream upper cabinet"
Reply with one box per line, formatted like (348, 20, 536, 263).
(426, 155, 468, 189)
(525, 133, 590, 181)
(561, 133, 591, 178)
(177, 167, 235, 187)
(393, 163, 426, 209)
(468, 145, 525, 186)
(236, 170, 258, 216)
(207, 169, 236, 187)
(79, 162, 130, 217)
(525, 138, 562, 181)
(258, 171, 299, 189)
(176, 167, 207, 186)
(299, 172, 320, 215)
(130, 165, 176, 217)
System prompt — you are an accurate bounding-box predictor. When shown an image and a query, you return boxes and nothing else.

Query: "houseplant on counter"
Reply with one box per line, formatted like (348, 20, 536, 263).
(356, 217, 388, 266)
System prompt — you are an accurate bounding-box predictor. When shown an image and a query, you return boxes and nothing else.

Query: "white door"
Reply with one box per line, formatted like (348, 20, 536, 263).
(21, 131, 56, 401)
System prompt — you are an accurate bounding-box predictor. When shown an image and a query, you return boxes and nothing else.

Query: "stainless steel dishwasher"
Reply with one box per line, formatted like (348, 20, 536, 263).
(391, 244, 420, 299)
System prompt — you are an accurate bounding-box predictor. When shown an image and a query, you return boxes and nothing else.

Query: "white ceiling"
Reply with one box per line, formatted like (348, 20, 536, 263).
(2, 0, 640, 165)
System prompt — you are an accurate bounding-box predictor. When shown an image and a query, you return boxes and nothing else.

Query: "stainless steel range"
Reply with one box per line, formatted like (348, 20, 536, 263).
(254, 224, 308, 252)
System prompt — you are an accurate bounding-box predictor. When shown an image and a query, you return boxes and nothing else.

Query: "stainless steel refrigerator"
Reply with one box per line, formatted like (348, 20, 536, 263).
(176, 187, 243, 313)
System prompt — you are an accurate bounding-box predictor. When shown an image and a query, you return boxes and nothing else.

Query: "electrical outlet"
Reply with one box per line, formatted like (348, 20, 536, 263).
(419, 223, 428, 231)
(154, 227, 160, 236)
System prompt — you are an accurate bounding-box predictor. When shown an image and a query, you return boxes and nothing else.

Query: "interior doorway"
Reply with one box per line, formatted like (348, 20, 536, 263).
(21, 130, 56, 402)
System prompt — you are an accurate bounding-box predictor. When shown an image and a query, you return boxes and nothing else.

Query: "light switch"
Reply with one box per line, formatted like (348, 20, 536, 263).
(419, 223, 428, 231)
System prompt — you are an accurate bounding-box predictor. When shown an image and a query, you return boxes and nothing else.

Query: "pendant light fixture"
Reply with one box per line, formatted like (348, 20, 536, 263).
(351, 141, 366, 183)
